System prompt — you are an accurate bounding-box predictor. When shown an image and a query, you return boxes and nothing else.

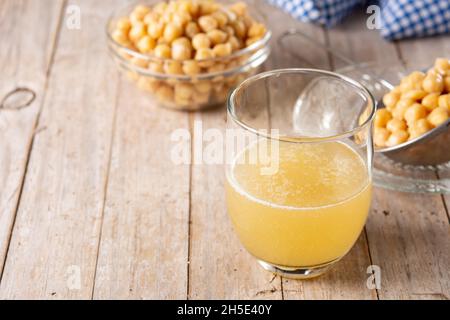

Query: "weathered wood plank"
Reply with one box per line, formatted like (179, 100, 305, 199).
(92, 81, 191, 299)
(0, 0, 121, 299)
(0, 0, 64, 280)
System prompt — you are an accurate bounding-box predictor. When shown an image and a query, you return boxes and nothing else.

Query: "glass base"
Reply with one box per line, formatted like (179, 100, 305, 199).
(257, 259, 339, 280)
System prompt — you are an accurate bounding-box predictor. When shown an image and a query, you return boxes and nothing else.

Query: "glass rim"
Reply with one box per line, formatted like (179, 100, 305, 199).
(227, 68, 377, 143)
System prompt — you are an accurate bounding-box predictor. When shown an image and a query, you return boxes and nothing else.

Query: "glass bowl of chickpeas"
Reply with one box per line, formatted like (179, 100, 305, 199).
(106, 0, 271, 111)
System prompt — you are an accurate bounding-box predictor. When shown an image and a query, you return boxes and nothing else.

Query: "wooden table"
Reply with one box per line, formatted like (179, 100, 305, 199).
(0, 0, 449, 300)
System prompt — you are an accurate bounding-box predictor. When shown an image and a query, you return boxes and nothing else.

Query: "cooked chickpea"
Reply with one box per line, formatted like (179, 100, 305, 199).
(207, 29, 228, 45)
(438, 94, 450, 109)
(212, 43, 232, 57)
(434, 58, 450, 74)
(400, 77, 421, 92)
(136, 36, 156, 53)
(192, 33, 211, 50)
(404, 103, 427, 126)
(374, 127, 390, 147)
(172, 37, 193, 60)
(112, 29, 129, 45)
(232, 20, 247, 39)
(130, 57, 148, 68)
(175, 83, 194, 100)
(248, 23, 266, 38)
(116, 17, 132, 32)
(185, 22, 200, 38)
(182, 60, 201, 75)
(172, 11, 192, 27)
(149, 61, 164, 73)
(386, 130, 409, 147)
(130, 5, 150, 23)
(230, 2, 248, 16)
(164, 61, 184, 75)
(148, 22, 165, 39)
(422, 73, 444, 93)
(386, 118, 407, 132)
(198, 15, 219, 32)
(195, 47, 215, 60)
(164, 23, 183, 43)
(246, 37, 260, 47)
(410, 118, 433, 136)
(228, 36, 242, 51)
(154, 44, 172, 59)
(195, 81, 212, 94)
(444, 76, 450, 93)
(421, 93, 440, 111)
(212, 10, 229, 27)
(137, 77, 160, 92)
(392, 99, 413, 120)
(129, 22, 146, 42)
(427, 106, 449, 127)
(192, 92, 210, 105)
(200, 1, 219, 15)
(382, 91, 400, 110)
(402, 90, 427, 101)
(374, 108, 392, 127)
(156, 85, 175, 102)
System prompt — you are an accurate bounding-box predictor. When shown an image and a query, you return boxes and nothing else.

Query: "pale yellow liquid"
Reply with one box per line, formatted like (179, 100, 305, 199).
(226, 141, 371, 267)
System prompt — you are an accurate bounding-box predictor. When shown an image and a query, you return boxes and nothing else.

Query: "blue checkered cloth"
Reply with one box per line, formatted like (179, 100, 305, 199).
(269, 0, 450, 40)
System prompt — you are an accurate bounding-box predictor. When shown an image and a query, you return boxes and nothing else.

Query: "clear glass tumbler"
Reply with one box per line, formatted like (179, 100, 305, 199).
(225, 69, 376, 279)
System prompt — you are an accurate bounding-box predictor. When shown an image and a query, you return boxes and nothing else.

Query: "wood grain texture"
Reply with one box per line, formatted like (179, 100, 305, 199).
(0, 0, 64, 279)
(0, 0, 120, 299)
(92, 80, 191, 300)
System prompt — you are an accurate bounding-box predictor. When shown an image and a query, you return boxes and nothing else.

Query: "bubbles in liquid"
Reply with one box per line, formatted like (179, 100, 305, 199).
(232, 141, 369, 208)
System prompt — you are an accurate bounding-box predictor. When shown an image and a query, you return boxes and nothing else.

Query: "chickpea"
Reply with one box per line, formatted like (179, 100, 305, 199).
(208, 63, 226, 73)
(422, 72, 444, 93)
(404, 103, 427, 126)
(198, 15, 219, 33)
(172, 11, 192, 28)
(137, 77, 160, 92)
(156, 85, 175, 102)
(153, 2, 168, 15)
(246, 37, 260, 47)
(136, 36, 156, 53)
(182, 60, 201, 75)
(232, 20, 247, 39)
(382, 91, 400, 110)
(228, 36, 242, 51)
(112, 29, 129, 45)
(148, 22, 165, 39)
(192, 92, 210, 105)
(207, 29, 228, 45)
(392, 99, 414, 120)
(230, 2, 248, 16)
(400, 77, 421, 92)
(438, 94, 450, 110)
(386, 130, 409, 147)
(410, 118, 433, 137)
(144, 12, 160, 25)
(427, 106, 449, 127)
(129, 22, 146, 42)
(212, 10, 229, 27)
(421, 93, 440, 111)
(130, 5, 150, 23)
(116, 17, 132, 32)
(154, 44, 172, 59)
(130, 57, 148, 68)
(212, 43, 232, 57)
(408, 71, 426, 83)
(192, 33, 211, 50)
(164, 60, 184, 75)
(402, 90, 427, 101)
(195, 81, 212, 94)
(195, 47, 215, 60)
(200, 1, 219, 15)
(164, 23, 183, 43)
(149, 61, 164, 73)
(386, 118, 407, 132)
(172, 37, 193, 60)
(248, 23, 266, 38)
(185, 22, 200, 38)
(374, 109, 392, 128)
(374, 127, 390, 147)
(175, 83, 194, 100)
(434, 58, 450, 74)
(444, 76, 450, 93)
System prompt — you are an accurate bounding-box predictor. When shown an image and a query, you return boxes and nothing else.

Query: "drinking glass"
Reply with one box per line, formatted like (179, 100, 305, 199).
(225, 69, 376, 279)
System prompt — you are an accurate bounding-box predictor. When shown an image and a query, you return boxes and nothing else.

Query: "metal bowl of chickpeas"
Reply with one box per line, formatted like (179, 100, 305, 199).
(107, 0, 271, 111)
(370, 58, 450, 166)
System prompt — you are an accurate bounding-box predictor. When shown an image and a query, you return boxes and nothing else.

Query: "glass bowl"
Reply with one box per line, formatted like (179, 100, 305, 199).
(106, 1, 271, 111)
